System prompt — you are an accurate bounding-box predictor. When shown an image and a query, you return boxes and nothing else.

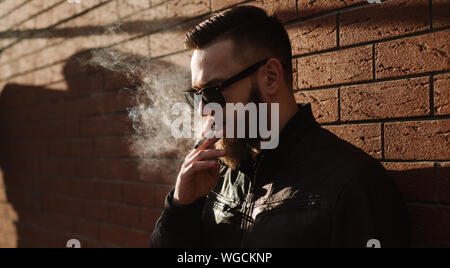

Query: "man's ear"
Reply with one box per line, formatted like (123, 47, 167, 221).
(262, 58, 284, 96)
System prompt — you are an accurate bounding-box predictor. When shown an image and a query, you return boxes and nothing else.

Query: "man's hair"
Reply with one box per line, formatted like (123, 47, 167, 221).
(185, 6, 293, 89)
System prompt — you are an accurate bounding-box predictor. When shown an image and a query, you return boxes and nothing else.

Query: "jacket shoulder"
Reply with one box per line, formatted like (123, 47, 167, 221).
(296, 125, 392, 194)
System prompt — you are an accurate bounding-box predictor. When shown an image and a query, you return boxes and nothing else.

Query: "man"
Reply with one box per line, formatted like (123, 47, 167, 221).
(150, 6, 410, 248)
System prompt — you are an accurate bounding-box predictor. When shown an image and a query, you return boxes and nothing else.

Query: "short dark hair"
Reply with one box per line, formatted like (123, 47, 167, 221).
(185, 6, 293, 89)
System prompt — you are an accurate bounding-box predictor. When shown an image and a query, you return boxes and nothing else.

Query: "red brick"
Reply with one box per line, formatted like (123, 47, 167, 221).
(15, 224, 42, 247)
(437, 162, 450, 203)
(31, 63, 66, 87)
(117, 0, 151, 19)
(98, 223, 149, 247)
(61, 198, 87, 218)
(138, 159, 180, 183)
(123, 229, 150, 248)
(103, 71, 134, 92)
(123, 183, 155, 207)
(154, 185, 172, 209)
(93, 137, 133, 158)
(88, 160, 110, 179)
(324, 123, 382, 159)
(134, 3, 173, 35)
(382, 162, 435, 202)
(119, 7, 160, 37)
(3, 174, 32, 190)
(0, 2, 36, 30)
(34, 1, 76, 29)
(83, 240, 106, 248)
(0, 1, 22, 20)
(434, 73, 450, 115)
(298, 45, 372, 89)
(68, 179, 96, 198)
(297, 0, 365, 18)
(80, 0, 119, 27)
(140, 208, 162, 231)
(80, 113, 133, 137)
(38, 228, 72, 248)
(85, 201, 110, 222)
(43, 196, 85, 218)
(287, 15, 337, 56)
(152, 0, 165, 6)
(115, 37, 150, 58)
(93, 181, 123, 202)
(47, 140, 70, 158)
(294, 88, 339, 123)
(108, 204, 140, 228)
(69, 139, 94, 158)
(292, 59, 298, 90)
(67, 91, 133, 119)
(98, 224, 125, 246)
(385, 119, 450, 160)
(340, 0, 429, 46)
(39, 213, 75, 233)
(109, 160, 139, 181)
(62, 119, 81, 138)
(66, 73, 104, 98)
(341, 78, 430, 121)
(167, 0, 210, 20)
(434, 0, 450, 28)
(248, 0, 297, 23)
(376, 31, 450, 79)
(74, 219, 99, 240)
(110, 113, 135, 135)
(65, 97, 98, 118)
(157, 51, 193, 80)
(150, 22, 194, 57)
(211, 0, 245, 11)
(2, 141, 47, 159)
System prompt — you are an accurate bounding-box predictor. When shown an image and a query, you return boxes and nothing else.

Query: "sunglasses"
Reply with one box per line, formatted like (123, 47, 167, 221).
(185, 59, 270, 108)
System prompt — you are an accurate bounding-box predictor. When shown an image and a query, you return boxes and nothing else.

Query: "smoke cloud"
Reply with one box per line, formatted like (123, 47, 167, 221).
(86, 45, 196, 161)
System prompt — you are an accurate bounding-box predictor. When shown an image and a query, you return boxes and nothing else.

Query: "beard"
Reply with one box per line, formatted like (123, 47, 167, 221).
(215, 81, 264, 170)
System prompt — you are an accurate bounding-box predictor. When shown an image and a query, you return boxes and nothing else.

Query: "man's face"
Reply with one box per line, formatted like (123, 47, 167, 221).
(191, 39, 264, 169)
(191, 39, 256, 109)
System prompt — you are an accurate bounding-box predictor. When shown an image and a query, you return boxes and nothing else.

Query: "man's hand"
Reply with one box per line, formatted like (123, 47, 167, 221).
(173, 122, 225, 206)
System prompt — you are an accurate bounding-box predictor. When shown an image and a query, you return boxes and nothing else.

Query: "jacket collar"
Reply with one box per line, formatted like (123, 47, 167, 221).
(237, 102, 319, 182)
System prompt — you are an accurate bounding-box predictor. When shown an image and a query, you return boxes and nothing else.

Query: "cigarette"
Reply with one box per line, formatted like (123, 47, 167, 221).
(194, 129, 215, 149)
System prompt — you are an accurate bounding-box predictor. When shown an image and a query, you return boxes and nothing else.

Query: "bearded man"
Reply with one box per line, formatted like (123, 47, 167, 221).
(150, 6, 410, 248)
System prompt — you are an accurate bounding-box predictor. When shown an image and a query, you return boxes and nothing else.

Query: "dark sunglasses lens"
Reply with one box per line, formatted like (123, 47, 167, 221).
(202, 89, 225, 106)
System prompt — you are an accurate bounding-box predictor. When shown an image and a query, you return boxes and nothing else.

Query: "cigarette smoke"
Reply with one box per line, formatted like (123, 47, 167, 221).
(86, 45, 196, 161)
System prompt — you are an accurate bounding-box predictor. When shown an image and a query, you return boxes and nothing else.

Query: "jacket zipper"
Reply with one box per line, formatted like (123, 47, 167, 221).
(240, 152, 265, 248)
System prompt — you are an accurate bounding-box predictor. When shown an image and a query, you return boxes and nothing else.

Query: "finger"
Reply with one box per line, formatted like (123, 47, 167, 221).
(184, 149, 226, 167)
(196, 127, 224, 149)
(196, 136, 221, 151)
(207, 160, 221, 178)
(185, 160, 218, 175)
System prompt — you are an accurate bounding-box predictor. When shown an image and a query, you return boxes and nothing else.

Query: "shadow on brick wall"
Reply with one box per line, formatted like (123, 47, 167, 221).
(387, 167, 450, 247)
(0, 49, 184, 248)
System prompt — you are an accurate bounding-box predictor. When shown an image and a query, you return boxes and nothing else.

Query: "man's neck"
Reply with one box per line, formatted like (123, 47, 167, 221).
(251, 96, 299, 158)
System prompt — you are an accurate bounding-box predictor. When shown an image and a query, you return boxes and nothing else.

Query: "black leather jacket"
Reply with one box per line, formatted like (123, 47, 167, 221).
(150, 103, 411, 248)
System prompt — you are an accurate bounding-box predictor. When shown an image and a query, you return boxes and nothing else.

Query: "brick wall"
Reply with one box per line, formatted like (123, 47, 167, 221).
(0, 0, 448, 248)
